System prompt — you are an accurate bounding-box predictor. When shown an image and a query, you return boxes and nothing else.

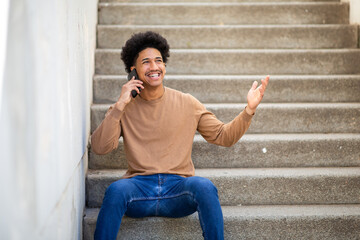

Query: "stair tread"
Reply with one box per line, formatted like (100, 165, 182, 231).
(89, 132, 360, 169)
(98, 25, 358, 49)
(99, 2, 345, 6)
(91, 103, 360, 133)
(92, 102, 360, 107)
(94, 74, 360, 78)
(196, 133, 360, 140)
(83, 204, 360, 239)
(96, 48, 360, 52)
(86, 167, 360, 206)
(88, 167, 360, 178)
(98, 2, 349, 25)
(95, 49, 360, 75)
(98, 24, 355, 27)
(93, 74, 360, 103)
(90, 133, 360, 145)
(85, 204, 360, 220)
(100, 0, 340, 2)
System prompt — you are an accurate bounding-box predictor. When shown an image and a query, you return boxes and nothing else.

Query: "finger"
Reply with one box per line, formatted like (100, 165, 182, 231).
(262, 75, 270, 87)
(129, 78, 143, 84)
(259, 76, 270, 93)
(251, 81, 258, 90)
(136, 83, 145, 90)
(127, 80, 144, 90)
(134, 86, 141, 94)
(258, 85, 265, 96)
(131, 81, 144, 88)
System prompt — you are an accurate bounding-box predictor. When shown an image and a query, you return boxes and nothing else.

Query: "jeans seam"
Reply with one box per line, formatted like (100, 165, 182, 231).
(156, 175, 161, 215)
(193, 197, 207, 240)
(128, 191, 195, 203)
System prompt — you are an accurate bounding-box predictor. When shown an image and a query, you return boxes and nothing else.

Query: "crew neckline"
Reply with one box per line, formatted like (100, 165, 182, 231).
(137, 87, 167, 104)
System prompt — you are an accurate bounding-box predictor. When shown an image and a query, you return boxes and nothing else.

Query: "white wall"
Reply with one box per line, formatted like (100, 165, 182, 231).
(0, 0, 9, 111)
(0, 0, 97, 239)
(342, 0, 360, 24)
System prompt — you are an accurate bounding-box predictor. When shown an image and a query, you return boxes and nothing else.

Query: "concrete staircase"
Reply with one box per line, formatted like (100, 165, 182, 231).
(84, 0, 360, 239)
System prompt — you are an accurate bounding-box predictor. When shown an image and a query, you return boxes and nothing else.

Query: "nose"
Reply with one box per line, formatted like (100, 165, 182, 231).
(149, 60, 159, 70)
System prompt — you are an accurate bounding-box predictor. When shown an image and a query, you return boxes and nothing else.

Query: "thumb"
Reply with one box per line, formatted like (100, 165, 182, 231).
(251, 81, 258, 90)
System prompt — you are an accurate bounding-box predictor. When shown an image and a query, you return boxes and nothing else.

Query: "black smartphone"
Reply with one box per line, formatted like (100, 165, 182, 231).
(127, 69, 141, 98)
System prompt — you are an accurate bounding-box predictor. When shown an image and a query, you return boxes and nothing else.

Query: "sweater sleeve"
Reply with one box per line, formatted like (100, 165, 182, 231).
(91, 104, 124, 155)
(194, 98, 253, 147)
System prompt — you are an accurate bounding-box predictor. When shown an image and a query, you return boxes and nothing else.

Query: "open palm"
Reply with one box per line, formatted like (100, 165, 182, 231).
(247, 76, 270, 112)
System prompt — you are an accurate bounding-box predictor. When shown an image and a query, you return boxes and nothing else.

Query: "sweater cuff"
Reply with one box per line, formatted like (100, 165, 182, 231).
(109, 104, 124, 121)
(241, 107, 254, 122)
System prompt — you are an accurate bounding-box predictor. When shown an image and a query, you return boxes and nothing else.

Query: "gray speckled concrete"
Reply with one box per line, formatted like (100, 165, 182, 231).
(91, 103, 360, 133)
(89, 134, 360, 169)
(84, 205, 360, 240)
(86, 168, 360, 207)
(86, 0, 360, 238)
(97, 25, 358, 49)
(98, 3, 349, 25)
(100, 0, 339, 2)
(95, 49, 360, 75)
(93, 75, 360, 104)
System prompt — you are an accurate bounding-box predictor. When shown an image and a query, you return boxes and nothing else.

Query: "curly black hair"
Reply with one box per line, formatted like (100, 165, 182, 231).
(121, 31, 170, 73)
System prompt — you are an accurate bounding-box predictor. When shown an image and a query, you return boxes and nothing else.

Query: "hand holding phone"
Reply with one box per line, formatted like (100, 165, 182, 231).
(127, 69, 141, 98)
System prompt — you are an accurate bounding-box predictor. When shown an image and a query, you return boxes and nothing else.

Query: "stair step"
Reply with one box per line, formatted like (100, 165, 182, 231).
(98, 2, 349, 25)
(89, 133, 360, 169)
(93, 75, 360, 104)
(98, 25, 358, 49)
(95, 49, 360, 75)
(91, 103, 360, 133)
(86, 167, 360, 207)
(88, 0, 360, 238)
(83, 205, 360, 240)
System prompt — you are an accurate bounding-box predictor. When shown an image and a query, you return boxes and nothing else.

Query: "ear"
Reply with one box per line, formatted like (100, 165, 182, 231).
(130, 66, 136, 71)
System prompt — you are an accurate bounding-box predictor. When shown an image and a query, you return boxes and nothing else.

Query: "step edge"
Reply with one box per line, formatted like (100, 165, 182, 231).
(84, 203, 360, 222)
(98, 2, 348, 7)
(93, 74, 360, 80)
(87, 167, 360, 179)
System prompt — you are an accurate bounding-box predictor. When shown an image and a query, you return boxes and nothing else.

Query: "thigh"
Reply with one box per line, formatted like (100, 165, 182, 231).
(125, 199, 159, 218)
(104, 177, 144, 203)
(179, 176, 219, 197)
(104, 175, 159, 217)
(106, 175, 159, 199)
(157, 193, 198, 218)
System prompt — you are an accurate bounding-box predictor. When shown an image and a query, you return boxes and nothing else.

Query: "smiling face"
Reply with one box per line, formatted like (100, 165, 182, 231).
(131, 48, 166, 90)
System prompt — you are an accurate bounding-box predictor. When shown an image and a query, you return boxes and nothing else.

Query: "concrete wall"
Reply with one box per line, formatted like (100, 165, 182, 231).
(0, 0, 9, 111)
(0, 0, 97, 239)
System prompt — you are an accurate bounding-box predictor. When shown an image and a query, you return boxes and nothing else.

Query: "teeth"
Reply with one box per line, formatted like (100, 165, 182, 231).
(150, 74, 159, 77)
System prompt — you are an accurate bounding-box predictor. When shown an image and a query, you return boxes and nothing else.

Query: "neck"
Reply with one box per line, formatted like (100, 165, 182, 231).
(139, 84, 165, 101)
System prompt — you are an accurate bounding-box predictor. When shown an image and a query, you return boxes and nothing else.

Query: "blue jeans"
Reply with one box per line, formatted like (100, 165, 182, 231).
(94, 174, 224, 240)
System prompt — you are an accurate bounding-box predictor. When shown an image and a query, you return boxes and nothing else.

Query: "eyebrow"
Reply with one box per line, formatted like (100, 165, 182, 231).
(141, 57, 163, 62)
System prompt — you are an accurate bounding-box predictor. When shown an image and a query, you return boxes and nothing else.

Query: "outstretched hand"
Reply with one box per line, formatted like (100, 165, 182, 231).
(246, 75, 270, 115)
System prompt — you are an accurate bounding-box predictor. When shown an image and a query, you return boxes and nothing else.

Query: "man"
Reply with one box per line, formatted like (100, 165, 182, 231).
(91, 31, 269, 240)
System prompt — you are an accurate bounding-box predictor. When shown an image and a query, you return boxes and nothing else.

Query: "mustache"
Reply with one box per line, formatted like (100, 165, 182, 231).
(145, 70, 163, 75)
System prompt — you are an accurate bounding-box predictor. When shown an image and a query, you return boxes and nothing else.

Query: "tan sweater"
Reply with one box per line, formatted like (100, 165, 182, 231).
(91, 87, 253, 178)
